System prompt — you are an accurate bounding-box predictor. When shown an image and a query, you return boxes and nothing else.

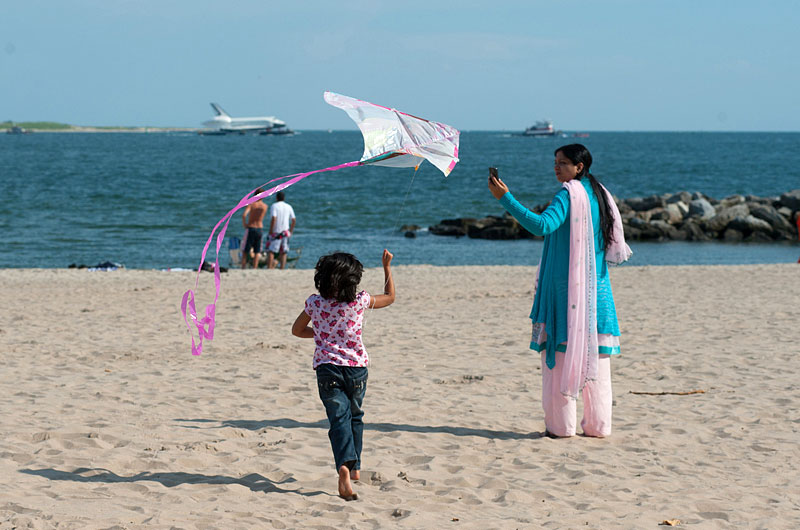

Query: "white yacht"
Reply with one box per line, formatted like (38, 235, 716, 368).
(522, 120, 555, 136)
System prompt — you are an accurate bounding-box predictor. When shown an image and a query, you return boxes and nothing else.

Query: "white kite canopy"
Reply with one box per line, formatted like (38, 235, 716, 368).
(324, 91, 460, 177)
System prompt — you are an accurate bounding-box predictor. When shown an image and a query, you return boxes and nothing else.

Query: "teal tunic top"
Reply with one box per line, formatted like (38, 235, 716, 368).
(499, 178, 620, 369)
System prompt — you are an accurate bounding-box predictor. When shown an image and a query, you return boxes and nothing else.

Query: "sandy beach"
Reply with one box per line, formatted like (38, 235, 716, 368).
(1, 264, 798, 529)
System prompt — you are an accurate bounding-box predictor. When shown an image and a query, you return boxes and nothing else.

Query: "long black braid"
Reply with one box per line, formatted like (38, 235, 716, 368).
(555, 144, 616, 251)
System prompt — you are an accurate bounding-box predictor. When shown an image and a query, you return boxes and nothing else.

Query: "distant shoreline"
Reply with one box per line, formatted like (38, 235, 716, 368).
(3, 126, 200, 133)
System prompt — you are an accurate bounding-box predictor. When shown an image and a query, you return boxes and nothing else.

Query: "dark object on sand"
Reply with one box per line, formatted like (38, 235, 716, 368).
(69, 261, 124, 270)
(199, 260, 228, 273)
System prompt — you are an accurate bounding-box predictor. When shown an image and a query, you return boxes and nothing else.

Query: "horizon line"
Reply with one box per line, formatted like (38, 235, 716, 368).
(3, 125, 799, 134)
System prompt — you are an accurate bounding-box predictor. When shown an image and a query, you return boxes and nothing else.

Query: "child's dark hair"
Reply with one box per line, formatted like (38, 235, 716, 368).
(314, 252, 363, 303)
(555, 143, 615, 251)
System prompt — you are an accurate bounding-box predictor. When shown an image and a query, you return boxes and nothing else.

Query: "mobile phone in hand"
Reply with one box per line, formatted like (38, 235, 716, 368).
(489, 167, 498, 179)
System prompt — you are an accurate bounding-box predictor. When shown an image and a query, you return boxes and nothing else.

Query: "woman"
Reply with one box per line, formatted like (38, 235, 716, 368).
(488, 144, 631, 437)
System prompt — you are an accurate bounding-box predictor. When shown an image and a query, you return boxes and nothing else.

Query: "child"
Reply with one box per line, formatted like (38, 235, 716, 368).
(291, 249, 395, 500)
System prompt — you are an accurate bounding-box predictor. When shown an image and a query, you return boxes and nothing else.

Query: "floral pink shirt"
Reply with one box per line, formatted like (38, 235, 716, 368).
(305, 291, 370, 369)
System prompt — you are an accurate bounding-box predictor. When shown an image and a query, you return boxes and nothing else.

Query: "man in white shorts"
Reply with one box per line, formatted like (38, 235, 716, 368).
(267, 191, 296, 269)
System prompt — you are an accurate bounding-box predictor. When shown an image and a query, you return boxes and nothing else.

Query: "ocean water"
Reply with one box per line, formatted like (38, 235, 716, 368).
(1, 131, 798, 269)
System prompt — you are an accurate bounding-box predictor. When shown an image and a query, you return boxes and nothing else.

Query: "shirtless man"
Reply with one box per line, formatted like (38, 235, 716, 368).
(241, 189, 268, 269)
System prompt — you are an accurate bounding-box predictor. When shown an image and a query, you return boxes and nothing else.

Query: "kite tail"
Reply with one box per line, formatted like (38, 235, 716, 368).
(181, 160, 362, 356)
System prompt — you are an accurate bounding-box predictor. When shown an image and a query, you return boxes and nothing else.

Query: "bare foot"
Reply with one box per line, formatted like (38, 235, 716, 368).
(350, 469, 360, 481)
(338, 465, 358, 501)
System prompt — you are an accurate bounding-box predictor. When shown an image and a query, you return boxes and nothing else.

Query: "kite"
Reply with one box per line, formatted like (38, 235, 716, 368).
(181, 91, 460, 355)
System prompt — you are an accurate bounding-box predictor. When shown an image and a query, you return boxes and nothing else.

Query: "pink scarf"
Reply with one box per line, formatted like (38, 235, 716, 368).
(561, 180, 631, 398)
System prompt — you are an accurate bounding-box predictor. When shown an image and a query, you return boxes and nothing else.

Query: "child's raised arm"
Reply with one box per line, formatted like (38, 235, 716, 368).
(369, 249, 395, 309)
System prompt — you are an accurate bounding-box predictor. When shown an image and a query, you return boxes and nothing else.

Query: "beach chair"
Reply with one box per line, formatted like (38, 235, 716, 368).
(228, 236, 242, 267)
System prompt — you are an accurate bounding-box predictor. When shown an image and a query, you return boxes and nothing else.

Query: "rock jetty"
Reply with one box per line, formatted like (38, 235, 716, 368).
(428, 189, 800, 242)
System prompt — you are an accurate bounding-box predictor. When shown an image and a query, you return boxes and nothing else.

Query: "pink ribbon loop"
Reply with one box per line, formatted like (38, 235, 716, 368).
(180, 161, 362, 355)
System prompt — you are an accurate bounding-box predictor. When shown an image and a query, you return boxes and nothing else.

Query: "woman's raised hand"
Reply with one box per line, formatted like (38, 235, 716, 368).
(488, 173, 509, 199)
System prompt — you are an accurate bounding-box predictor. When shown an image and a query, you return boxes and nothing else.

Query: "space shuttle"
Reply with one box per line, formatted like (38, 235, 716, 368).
(202, 103, 289, 133)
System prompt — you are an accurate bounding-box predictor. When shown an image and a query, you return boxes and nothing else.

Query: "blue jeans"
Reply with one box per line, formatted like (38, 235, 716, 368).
(316, 364, 368, 471)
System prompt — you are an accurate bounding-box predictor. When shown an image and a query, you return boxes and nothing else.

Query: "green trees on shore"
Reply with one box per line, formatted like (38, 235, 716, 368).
(2, 121, 72, 130)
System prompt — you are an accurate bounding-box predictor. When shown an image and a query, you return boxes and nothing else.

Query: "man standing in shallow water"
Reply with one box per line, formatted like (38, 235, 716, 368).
(241, 188, 267, 269)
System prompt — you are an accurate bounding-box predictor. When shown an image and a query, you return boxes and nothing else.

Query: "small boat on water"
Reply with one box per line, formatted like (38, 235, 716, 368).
(198, 126, 295, 136)
(258, 126, 294, 135)
(6, 126, 32, 135)
(522, 120, 555, 136)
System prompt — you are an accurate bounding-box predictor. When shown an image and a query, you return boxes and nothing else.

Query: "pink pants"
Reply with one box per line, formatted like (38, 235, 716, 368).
(541, 351, 612, 437)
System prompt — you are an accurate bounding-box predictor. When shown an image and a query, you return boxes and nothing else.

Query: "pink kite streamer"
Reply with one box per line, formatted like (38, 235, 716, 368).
(180, 161, 360, 356)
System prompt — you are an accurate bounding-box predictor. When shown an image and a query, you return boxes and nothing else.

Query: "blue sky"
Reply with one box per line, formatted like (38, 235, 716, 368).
(2, 0, 798, 131)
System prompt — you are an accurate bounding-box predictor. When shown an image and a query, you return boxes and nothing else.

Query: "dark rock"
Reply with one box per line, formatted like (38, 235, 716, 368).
(642, 226, 666, 240)
(745, 195, 773, 205)
(429, 224, 466, 237)
(719, 194, 746, 208)
(779, 189, 800, 211)
(615, 197, 633, 214)
(723, 228, 744, 241)
(648, 208, 666, 220)
(664, 203, 685, 223)
(650, 220, 678, 239)
(636, 209, 659, 222)
(666, 191, 692, 205)
(744, 231, 774, 242)
(705, 204, 749, 232)
(650, 205, 685, 224)
(467, 216, 509, 238)
(688, 198, 715, 219)
(681, 221, 713, 241)
(404, 231, 416, 238)
(473, 226, 519, 240)
(623, 225, 642, 240)
(440, 218, 477, 228)
(632, 222, 664, 240)
(727, 215, 772, 235)
(777, 206, 793, 219)
(749, 204, 791, 232)
(626, 195, 665, 212)
(670, 228, 689, 241)
(647, 208, 669, 222)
